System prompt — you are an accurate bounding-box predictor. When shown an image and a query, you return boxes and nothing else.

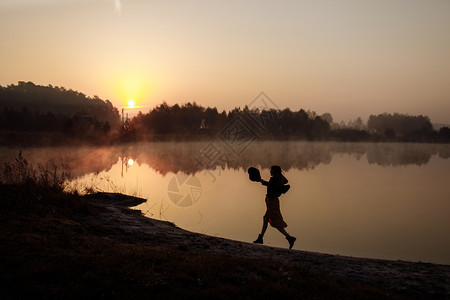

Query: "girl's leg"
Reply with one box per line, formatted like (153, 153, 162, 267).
(277, 227, 290, 237)
(260, 217, 269, 236)
(277, 227, 296, 249)
(253, 217, 269, 244)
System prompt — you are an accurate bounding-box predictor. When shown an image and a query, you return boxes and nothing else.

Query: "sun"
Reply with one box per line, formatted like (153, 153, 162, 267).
(127, 99, 135, 108)
(113, 74, 151, 109)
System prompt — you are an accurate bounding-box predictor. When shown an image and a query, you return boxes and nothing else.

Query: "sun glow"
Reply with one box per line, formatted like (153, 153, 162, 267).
(113, 75, 149, 109)
(127, 99, 135, 108)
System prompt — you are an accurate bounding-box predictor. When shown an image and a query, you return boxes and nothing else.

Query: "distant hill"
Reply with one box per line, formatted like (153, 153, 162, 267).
(0, 82, 120, 127)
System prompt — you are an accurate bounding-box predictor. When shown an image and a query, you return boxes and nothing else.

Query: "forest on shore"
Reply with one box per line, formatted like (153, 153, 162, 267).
(1, 82, 449, 145)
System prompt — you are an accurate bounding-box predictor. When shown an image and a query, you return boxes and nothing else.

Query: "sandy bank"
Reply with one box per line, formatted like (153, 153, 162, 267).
(83, 193, 449, 298)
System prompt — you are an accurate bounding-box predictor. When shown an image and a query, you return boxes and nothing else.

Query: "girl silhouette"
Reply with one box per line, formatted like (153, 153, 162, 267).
(253, 165, 296, 249)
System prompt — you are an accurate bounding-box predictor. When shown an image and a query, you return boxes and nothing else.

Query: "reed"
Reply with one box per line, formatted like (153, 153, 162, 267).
(0, 151, 70, 192)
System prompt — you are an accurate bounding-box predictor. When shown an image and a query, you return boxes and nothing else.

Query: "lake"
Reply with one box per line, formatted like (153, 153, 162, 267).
(1, 141, 449, 264)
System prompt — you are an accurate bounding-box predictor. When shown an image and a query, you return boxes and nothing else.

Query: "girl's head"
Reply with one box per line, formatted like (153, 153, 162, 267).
(270, 165, 282, 177)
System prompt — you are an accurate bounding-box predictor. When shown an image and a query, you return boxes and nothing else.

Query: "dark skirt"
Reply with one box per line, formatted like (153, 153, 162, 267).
(264, 196, 287, 229)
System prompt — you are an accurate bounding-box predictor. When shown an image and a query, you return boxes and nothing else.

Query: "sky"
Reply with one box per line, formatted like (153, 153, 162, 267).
(1, 0, 449, 124)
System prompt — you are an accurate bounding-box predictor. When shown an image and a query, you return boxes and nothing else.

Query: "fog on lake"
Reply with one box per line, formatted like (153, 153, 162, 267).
(1, 142, 449, 264)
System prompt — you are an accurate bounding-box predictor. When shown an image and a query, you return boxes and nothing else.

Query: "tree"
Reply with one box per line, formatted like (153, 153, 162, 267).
(0, 82, 120, 129)
(368, 113, 434, 141)
(320, 113, 333, 124)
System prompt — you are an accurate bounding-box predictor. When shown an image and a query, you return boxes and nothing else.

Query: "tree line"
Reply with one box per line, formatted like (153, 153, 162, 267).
(0, 82, 120, 144)
(121, 103, 449, 143)
(1, 82, 449, 144)
(0, 81, 120, 127)
(122, 103, 330, 141)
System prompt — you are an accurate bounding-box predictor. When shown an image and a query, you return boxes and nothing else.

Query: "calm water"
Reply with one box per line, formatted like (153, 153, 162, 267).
(2, 142, 449, 264)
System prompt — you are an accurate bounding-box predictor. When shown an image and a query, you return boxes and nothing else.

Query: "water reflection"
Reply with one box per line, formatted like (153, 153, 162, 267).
(1, 142, 447, 178)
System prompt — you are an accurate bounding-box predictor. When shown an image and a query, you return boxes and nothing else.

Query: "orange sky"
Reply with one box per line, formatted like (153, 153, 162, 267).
(1, 0, 449, 124)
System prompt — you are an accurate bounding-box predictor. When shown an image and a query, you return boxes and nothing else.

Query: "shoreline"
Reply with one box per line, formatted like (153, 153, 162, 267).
(74, 193, 450, 297)
(2, 189, 449, 298)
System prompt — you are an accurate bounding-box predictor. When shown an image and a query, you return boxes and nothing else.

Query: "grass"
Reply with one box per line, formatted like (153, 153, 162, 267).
(0, 151, 126, 196)
(0, 151, 70, 193)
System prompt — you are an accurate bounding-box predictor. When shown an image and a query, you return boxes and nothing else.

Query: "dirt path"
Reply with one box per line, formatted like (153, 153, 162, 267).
(83, 193, 450, 298)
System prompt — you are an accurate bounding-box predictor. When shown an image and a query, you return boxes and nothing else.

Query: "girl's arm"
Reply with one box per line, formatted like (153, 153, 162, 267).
(260, 179, 269, 186)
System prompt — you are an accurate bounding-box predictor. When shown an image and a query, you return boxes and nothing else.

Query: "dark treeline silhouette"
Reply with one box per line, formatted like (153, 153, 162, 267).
(330, 113, 449, 143)
(0, 82, 120, 144)
(1, 82, 449, 145)
(122, 103, 449, 143)
(368, 113, 435, 142)
(122, 102, 331, 142)
(122, 102, 228, 140)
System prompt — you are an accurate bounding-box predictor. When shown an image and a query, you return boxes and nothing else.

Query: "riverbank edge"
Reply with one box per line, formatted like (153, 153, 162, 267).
(1, 187, 448, 299)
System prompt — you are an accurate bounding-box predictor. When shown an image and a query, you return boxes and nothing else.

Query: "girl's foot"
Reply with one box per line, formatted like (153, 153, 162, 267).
(286, 236, 296, 249)
(253, 234, 263, 244)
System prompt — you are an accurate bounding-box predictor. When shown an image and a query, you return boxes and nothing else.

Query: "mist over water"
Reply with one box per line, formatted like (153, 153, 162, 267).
(1, 141, 448, 176)
(1, 141, 449, 264)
